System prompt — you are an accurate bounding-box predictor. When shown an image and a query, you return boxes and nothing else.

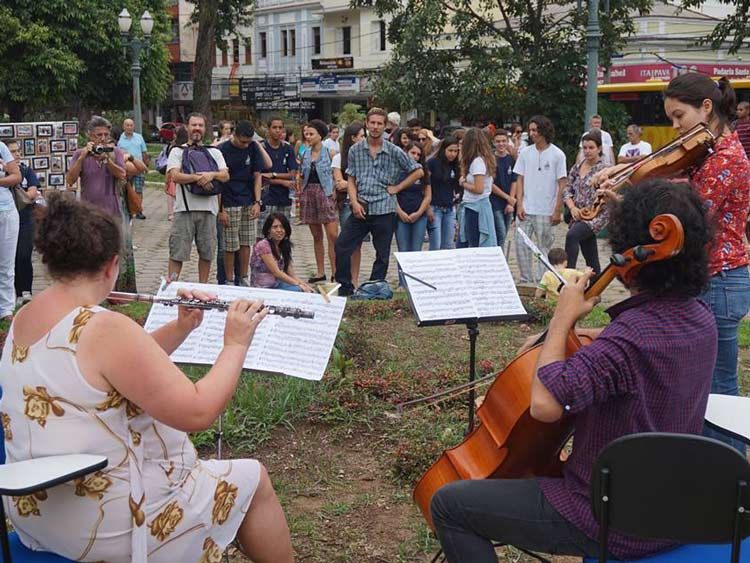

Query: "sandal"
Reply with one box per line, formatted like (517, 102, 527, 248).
(307, 275, 326, 283)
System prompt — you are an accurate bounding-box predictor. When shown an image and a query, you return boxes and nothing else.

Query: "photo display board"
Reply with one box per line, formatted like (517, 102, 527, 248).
(0, 121, 79, 190)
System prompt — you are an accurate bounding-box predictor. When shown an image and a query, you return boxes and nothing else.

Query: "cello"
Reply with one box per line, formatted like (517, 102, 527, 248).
(413, 213, 685, 529)
(578, 123, 715, 221)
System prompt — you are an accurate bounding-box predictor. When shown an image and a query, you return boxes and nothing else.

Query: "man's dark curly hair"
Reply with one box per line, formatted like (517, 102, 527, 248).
(607, 179, 712, 297)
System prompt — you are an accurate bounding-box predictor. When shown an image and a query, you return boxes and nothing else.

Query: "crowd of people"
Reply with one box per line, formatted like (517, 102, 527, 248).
(1, 71, 750, 563)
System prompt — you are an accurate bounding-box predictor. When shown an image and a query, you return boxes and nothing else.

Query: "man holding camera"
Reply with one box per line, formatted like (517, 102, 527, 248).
(66, 115, 127, 219)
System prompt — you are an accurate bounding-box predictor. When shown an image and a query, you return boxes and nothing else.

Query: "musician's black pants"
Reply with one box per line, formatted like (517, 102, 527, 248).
(565, 221, 601, 274)
(430, 479, 600, 562)
(14, 218, 33, 296)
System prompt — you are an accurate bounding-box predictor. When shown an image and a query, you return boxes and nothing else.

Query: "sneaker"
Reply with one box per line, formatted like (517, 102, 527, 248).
(21, 291, 32, 304)
(338, 286, 354, 297)
(15, 296, 23, 308)
(238, 277, 250, 287)
(136, 213, 146, 220)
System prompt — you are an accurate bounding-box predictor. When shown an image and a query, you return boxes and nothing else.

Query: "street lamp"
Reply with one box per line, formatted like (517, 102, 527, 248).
(119, 8, 154, 134)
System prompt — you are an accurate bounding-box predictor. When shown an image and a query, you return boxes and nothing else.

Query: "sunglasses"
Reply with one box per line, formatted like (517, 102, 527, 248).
(418, 137, 427, 141)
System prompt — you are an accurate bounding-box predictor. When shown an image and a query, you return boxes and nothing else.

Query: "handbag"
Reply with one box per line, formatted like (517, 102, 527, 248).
(119, 179, 142, 216)
(12, 186, 33, 211)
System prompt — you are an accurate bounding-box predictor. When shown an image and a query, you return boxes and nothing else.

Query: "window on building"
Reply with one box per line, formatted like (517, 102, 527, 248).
(313, 26, 321, 55)
(221, 48, 228, 66)
(290, 29, 296, 56)
(169, 18, 179, 43)
(282, 30, 288, 57)
(342, 26, 351, 55)
(379, 20, 387, 51)
(260, 32, 267, 58)
(232, 38, 240, 64)
(244, 38, 252, 64)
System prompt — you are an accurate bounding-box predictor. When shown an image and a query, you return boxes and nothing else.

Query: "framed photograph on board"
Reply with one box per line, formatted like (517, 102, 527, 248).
(37, 139, 49, 155)
(23, 138, 35, 156)
(50, 140, 67, 153)
(67, 138, 77, 152)
(32, 157, 49, 170)
(50, 156, 64, 173)
(0, 125, 13, 138)
(15, 125, 33, 137)
(36, 124, 53, 137)
(62, 122, 79, 136)
(48, 174, 65, 187)
(36, 172, 47, 189)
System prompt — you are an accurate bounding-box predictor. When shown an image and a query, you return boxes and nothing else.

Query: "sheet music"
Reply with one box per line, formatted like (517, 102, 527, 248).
(142, 282, 345, 381)
(395, 247, 526, 323)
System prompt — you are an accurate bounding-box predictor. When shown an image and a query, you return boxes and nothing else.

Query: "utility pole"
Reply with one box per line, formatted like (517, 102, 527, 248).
(585, 0, 601, 129)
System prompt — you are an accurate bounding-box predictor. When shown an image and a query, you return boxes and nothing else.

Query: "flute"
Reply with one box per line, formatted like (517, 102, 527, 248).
(108, 292, 315, 319)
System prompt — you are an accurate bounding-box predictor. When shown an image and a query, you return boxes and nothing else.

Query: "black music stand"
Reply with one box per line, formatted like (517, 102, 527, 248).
(396, 247, 527, 433)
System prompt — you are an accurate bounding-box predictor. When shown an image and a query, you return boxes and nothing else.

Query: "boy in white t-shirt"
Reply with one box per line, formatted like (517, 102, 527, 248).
(618, 124, 653, 164)
(513, 115, 567, 284)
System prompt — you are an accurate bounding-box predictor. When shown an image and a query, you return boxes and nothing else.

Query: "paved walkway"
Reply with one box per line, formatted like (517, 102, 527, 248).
(31, 186, 629, 306)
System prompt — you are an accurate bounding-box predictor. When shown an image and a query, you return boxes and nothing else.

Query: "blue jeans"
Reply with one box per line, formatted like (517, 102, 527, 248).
(276, 281, 303, 292)
(492, 209, 508, 250)
(427, 205, 455, 250)
(396, 214, 428, 287)
(700, 266, 750, 452)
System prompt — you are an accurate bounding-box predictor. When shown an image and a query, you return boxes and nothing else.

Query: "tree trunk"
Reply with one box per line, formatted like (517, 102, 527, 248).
(193, 0, 218, 126)
(8, 101, 25, 122)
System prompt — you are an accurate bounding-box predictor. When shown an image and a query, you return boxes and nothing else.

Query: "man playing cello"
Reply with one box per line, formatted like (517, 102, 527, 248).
(430, 179, 717, 562)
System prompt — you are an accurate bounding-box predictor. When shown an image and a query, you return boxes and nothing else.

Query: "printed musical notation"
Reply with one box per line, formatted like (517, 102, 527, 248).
(395, 247, 527, 325)
(142, 282, 345, 381)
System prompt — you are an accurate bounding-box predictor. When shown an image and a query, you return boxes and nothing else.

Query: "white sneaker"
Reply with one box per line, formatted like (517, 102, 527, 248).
(15, 296, 23, 308)
(239, 277, 250, 287)
(21, 292, 32, 303)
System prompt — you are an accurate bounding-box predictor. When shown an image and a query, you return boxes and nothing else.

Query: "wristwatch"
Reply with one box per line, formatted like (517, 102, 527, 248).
(272, 172, 277, 179)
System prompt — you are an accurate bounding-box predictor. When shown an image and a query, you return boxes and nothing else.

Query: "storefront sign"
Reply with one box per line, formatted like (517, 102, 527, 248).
(300, 75, 359, 94)
(240, 77, 286, 105)
(312, 57, 354, 70)
(599, 62, 750, 84)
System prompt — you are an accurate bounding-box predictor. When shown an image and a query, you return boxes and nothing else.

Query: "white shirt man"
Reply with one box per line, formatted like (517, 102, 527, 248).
(578, 115, 615, 165)
(618, 124, 653, 164)
(514, 116, 567, 284)
(166, 113, 229, 283)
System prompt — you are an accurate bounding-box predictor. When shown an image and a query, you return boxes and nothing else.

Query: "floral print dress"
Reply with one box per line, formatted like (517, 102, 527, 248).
(0, 306, 260, 562)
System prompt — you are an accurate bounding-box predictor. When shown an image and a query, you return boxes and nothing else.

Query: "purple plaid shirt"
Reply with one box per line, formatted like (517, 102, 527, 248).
(538, 292, 716, 559)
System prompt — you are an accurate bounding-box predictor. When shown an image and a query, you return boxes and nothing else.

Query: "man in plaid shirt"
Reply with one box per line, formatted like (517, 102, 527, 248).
(430, 180, 718, 562)
(335, 107, 423, 296)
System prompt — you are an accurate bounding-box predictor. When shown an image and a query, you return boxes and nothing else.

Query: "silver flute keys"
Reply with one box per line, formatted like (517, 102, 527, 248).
(108, 292, 315, 319)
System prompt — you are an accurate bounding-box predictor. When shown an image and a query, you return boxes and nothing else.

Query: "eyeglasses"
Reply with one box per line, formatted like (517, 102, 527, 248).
(418, 137, 427, 141)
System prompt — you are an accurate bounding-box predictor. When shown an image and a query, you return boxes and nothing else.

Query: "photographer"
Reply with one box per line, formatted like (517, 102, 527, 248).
(66, 115, 127, 219)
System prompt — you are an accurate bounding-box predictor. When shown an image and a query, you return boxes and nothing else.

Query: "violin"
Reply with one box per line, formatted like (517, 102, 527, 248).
(578, 123, 715, 221)
(413, 214, 685, 529)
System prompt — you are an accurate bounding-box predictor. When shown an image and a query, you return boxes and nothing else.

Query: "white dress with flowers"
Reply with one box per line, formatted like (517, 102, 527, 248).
(0, 306, 260, 562)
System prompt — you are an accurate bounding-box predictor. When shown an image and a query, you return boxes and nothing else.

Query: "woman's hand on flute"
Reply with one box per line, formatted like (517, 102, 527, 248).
(175, 288, 215, 333)
(224, 300, 268, 350)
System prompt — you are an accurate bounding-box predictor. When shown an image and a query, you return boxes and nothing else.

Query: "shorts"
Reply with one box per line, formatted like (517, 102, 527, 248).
(169, 211, 217, 262)
(257, 204, 291, 240)
(300, 183, 337, 225)
(224, 205, 255, 252)
(131, 173, 145, 194)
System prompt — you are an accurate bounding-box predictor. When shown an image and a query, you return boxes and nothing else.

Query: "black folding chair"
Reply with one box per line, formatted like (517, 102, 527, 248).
(587, 432, 750, 563)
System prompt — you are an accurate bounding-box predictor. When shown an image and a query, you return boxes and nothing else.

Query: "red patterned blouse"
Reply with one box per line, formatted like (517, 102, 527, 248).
(690, 131, 750, 276)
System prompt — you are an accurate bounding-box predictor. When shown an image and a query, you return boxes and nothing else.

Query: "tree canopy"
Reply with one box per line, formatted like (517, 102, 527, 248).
(680, 0, 749, 54)
(360, 0, 650, 152)
(0, 0, 172, 121)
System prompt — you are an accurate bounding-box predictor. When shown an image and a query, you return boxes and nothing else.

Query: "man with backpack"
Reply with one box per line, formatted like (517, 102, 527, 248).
(166, 112, 229, 282)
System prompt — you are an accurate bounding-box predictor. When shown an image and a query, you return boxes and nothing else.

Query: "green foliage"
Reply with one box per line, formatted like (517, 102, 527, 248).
(0, 1, 172, 119)
(680, 0, 748, 54)
(334, 103, 368, 127)
(362, 0, 652, 154)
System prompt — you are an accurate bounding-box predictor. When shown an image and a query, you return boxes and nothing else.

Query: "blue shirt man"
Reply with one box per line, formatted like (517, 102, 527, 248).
(334, 108, 423, 296)
(117, 118, 149, 219)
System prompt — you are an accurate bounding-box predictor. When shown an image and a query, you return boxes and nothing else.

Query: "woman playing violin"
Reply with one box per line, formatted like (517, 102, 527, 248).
(430, 180, 717, 562)
(662, 74, 750, 451)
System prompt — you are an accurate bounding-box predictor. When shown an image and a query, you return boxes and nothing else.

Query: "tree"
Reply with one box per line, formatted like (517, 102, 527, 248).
(679, 0, 748, 53)
(188, 0, 255, 123)
(361, 0, 651, 154)
(335, 103, 368, 127)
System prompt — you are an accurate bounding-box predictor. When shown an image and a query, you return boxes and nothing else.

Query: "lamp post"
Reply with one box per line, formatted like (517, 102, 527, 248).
(118, 8, 154, 134)
(584, 0, 601, 128)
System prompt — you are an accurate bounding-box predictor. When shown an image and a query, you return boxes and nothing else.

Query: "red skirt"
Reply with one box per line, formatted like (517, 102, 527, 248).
(300, 183, 338, 225)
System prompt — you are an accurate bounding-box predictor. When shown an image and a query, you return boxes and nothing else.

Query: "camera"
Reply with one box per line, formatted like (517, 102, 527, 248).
(92, 145, 114, 155)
